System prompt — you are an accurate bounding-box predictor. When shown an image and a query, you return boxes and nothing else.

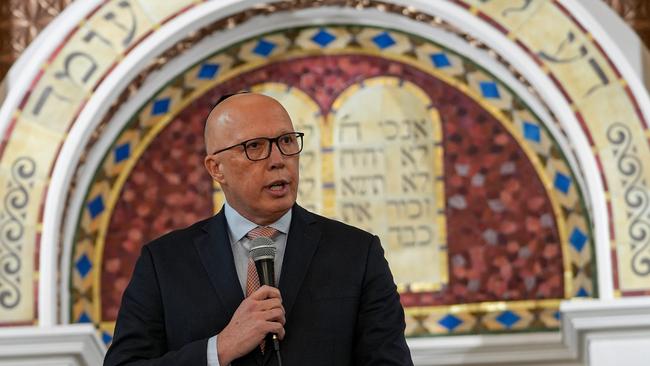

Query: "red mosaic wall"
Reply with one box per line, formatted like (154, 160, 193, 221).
(101, 55, 563, 320)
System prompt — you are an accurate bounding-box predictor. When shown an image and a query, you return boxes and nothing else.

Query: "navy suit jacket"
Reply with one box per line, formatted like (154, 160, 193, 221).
(104, 204, 413, 365)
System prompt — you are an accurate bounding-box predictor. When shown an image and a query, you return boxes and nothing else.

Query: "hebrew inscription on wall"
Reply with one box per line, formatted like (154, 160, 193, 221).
(245, 79, 447, 290)
(331, 77, 446, 290)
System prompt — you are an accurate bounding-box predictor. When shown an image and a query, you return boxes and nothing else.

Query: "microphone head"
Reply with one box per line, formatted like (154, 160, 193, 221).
(250, 237, 276, 262)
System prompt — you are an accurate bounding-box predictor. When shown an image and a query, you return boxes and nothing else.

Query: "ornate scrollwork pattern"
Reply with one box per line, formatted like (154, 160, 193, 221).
(0, 156, 36, 309)
(607, 122, 650, 276)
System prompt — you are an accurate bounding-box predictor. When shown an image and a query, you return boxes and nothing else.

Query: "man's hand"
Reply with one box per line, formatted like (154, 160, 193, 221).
(217, 286, 285, 365)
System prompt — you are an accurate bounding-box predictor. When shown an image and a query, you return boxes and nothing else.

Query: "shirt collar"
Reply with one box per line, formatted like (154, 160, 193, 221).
(223, 201, 292, 243)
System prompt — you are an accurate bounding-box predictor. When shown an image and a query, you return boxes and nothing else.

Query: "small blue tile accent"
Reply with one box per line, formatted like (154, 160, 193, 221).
(197, 63, 220, 79)
(523, 121, 541, 143)
(439, 314, 463, 331)
(479, 81, 501, 99)
(114, 143, 130, 163)
(311, 29, 336, 47)
(372, 32, 396, 49)
(554, 311, 561, 320)
(87, 195, 105, 219)
(151, 98, 170, 116)
(576, 287, 589, 297)
(569, 227, 588, 252)
(78, 312, 92, 323)
(102, 331, 113, 345)
(496, 310, 520, 328)
(430, 53, 451, 68)
(75, 254, 92, 278)
(253, 39, 276, 57)
(554, 172, 572, 194)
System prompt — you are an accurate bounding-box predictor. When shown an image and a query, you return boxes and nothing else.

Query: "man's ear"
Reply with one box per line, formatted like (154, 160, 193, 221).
(204, 155, 226, 184)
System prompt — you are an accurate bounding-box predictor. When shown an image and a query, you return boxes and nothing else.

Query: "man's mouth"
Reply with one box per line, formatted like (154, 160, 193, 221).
(267, 180, 289, 191)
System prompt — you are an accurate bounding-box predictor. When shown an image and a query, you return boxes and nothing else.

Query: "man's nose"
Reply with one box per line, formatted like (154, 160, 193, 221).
(268, 141, 285, 167)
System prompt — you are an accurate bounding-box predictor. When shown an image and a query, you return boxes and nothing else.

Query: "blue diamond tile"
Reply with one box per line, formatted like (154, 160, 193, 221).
(311, 29, 336, 47)
(479, 81, 501, 99)
(554, 172, 572, 194)
(197, 63, 220, 79)
(102, 331, 113, 345)
(87, 195, 105, 219)
(569, 227, 588, 252)
(576, 287, 589, 297)
(151, 97, 170, 116)
(253, 39, 276, 57)
(496, 310, 520, 328)
(372, 32, 396, 49)
(75, 254, 92, 278)
(430, 53, 451, 68)
(523, 121, 541, 143)
(554, 311, 561, 320)
(439, 314, 463, 331)
(114, 143, 130, 163)
(78, 312, 91, 323)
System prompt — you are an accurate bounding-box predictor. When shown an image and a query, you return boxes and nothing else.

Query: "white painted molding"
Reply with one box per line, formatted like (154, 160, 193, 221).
(561, 297, 650, 365)
(0, 324, 105, 366)
(408, 332, 581, 366)
(408, 297, 650, 366)
(1, 299, 650, 365)
(576, 0, 649, 90)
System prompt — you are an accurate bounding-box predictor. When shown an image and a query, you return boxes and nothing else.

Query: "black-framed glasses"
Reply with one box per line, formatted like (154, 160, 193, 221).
(210, 132, 304, 161)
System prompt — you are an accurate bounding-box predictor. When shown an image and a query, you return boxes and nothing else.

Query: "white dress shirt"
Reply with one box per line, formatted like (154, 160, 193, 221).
(207, 201, 292, 366)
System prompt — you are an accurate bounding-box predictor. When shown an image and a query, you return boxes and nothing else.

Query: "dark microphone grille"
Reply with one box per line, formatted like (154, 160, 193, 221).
(250, 237, 276, 261)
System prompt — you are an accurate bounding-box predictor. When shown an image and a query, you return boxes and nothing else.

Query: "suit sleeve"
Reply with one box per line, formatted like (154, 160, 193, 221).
(353, 235, 414, 366)
(103, 245, 209, 366)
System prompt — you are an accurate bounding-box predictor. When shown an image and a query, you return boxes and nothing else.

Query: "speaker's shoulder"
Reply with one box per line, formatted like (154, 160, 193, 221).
(143, 215, 214, 253)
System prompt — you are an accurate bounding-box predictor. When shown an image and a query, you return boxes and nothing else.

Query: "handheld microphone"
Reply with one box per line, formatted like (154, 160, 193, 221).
(249, 237, 282, 365)
(250, 237, 276, 287)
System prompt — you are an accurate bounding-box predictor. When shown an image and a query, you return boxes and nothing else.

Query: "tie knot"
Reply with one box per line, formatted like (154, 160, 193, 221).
(246, 226, 278, 239)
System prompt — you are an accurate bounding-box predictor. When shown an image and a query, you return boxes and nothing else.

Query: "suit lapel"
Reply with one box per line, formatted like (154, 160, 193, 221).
(195, 205, 320, 366)
(278, 204, 321, 319)
(262, 205, 320, 365)
(194, 208, 244, 318)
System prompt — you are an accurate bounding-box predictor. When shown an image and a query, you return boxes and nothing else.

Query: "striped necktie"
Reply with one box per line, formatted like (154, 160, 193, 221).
(245, 226, 279, 297)
(245, 226, 278, 354)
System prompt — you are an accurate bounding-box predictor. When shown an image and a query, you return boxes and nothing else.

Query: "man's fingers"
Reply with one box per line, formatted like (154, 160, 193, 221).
(265, 321, 285, 339)
(256, 298, 284, 311)
(250, 285, 282, 300)
(264, 307, 285, 324)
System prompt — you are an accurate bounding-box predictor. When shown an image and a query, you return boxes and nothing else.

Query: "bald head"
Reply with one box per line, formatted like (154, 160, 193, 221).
(202, 92, 300, 225)
(204, 93, 293, 155)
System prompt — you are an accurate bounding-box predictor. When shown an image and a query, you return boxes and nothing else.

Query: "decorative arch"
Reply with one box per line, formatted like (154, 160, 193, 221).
(69, 24, 592, 341)
(0, 1, 647, 350)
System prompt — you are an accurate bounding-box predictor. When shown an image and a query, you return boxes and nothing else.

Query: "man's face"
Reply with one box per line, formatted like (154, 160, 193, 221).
(204, 94, 300, 225)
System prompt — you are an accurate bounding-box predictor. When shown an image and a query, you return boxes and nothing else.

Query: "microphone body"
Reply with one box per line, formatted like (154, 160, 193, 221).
(249, 237, 282, 362)
(254, 258, 275, 288)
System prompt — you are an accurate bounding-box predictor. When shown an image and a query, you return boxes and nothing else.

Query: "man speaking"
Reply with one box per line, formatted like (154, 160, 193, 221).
(104, 93, 413, 365)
